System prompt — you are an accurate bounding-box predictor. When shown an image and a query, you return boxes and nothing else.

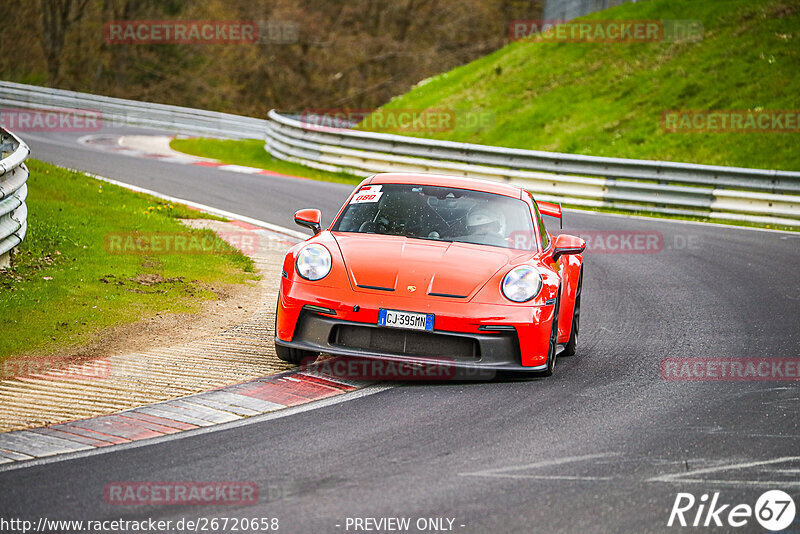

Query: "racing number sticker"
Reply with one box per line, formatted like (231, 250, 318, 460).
(350, 185, 383, 204)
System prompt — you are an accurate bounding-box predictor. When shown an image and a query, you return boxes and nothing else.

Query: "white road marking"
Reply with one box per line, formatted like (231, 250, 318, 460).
(217, 164, 265, 174)
(647, 456, 800, 486)
(461, 454, 800, 486)
(473, 474, 616, 481)
(650, 479, 800, 487)
(458, 452, 620, 480)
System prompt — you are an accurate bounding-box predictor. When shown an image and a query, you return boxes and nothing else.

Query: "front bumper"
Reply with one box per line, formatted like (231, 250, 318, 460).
(276, 311, 547, 373)
(276, 279, 555, 369)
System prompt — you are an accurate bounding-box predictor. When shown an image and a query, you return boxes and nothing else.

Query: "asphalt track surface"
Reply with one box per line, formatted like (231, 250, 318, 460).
(1, 127, 798, 533)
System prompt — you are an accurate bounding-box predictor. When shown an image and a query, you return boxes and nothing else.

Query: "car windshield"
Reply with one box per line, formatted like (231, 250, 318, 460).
(332, 184, 537, 251)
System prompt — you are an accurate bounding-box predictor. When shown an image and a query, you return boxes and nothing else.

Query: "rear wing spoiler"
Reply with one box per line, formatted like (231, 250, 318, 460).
(536, 201, 561, 219)
(536, 200, 563, 229)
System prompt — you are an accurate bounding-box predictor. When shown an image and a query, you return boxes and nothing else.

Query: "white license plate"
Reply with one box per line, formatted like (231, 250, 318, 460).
(378, 309, 434, 331)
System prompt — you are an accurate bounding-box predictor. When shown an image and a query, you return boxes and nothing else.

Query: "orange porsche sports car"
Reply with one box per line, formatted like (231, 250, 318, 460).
(275, 173, 586, 376)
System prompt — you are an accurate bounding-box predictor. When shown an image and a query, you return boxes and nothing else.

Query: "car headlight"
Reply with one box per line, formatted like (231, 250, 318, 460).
(501, 266, 542, 302)
(296, 244, 332, 281)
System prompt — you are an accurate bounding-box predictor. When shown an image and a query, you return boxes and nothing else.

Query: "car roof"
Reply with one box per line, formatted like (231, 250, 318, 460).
(367, 173, 524, 199)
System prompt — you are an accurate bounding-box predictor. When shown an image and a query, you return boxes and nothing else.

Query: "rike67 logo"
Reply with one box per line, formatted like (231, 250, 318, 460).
(668, 490, 796, 530)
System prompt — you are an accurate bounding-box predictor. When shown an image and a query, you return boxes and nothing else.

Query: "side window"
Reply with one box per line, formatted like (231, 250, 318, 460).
(530, 194, 549, 250)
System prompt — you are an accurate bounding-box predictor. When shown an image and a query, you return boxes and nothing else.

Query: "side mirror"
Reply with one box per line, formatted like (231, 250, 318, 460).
(294, 208, 322, 235)
(551, 234, 586, 262)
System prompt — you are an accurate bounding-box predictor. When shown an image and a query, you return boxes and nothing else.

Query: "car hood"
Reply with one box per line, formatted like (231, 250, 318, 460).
(332, 233, 517, 298)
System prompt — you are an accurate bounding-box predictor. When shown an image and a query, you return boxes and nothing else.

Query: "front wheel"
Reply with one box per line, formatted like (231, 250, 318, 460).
(275, 343, 319, 366)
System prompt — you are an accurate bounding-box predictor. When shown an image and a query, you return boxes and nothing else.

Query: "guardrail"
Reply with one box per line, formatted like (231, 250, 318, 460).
(264, 110, 800, 226)
(0, 81, 268, 139)
(543, 0, 645, 21)
(0, 127, 30, 267)
(1, 82, 797, 226)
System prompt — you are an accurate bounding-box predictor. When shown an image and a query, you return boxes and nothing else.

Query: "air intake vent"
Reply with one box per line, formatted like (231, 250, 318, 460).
(332, 325, 479, 361)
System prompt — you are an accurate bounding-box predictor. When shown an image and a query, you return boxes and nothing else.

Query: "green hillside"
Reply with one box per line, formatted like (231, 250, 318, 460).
(363, 0, 800, 170)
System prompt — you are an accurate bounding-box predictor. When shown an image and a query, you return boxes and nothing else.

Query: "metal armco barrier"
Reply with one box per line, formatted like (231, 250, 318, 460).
(0, 81, 268, 139)
(0, 127, 30, 265)
(0, 81, 797, 226)
(544, 0, 646, 21)
(264, 110, 800, 226)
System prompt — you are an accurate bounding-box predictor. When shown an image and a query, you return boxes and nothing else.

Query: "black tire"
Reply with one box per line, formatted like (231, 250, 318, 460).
(562, 268, 582, 357)
(274, 295, 319, 366)
(539, 293, 560, 377)
(275, 343, 319, 366)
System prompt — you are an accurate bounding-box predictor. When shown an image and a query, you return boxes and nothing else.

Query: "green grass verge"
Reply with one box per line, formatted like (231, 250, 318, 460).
(170, 137, 363, 186)
(0, 160, 257, 361)
(362, 0, 800, 171)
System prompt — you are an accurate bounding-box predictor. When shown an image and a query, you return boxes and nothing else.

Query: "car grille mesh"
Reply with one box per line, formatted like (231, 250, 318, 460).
(332, 325, 479, 361)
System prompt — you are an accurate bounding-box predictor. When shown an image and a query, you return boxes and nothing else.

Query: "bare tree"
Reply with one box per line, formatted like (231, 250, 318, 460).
(39, 0, 91, 83)
(11, 0, 543, 115)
